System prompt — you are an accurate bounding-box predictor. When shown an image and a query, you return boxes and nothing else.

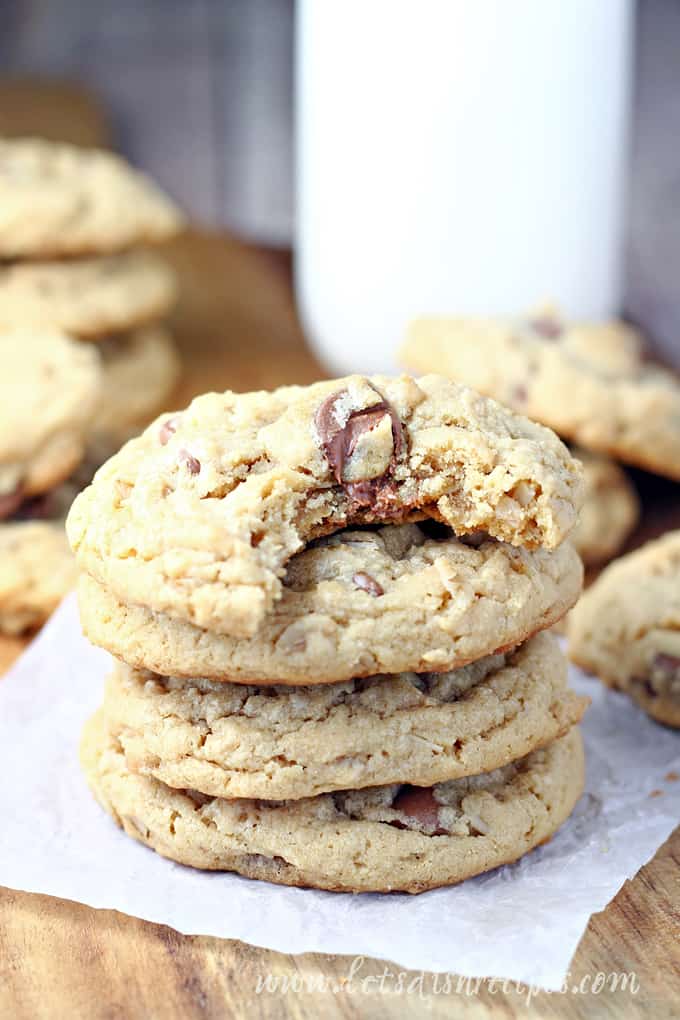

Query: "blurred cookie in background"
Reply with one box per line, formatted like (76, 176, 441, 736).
(0, 251, 177, 340)
(0, 327, 101, 635)
(572, 448, 640, 567)
(0, 138, 184, 258)
(93, 327, 181, 440)
(0, 327, 101, 501)
(0, 521, 76, 635)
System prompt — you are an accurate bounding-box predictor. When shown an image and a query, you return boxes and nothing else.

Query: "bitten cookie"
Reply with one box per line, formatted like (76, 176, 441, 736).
(82, 715, 584, 893)
(77, 524, 582, 682)
(0, 138, 184, 257)
(67, 375, 583, 639)
(402, 312, 680, 479)
(94, 326, 181, 433)
(572, 449, 639, 567)
(0, 521, 76, 634)
(103, 632, 588, 800)
(0, 251, 177, 339)
(0, 327, 100, 501)
(568, 531, 680, 727)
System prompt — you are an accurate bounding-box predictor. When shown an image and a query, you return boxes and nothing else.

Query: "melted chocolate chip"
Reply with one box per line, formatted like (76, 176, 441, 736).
(529, 316, 563, 339)
(352, 571, 384, 597)
(159, 417, 179, 445)
(314, 387, 403, 485)
(391, 786, 448, 835)
(179, 449, 201, 475)
(0, 485, 25, 521)
(345, 477, 401, 514)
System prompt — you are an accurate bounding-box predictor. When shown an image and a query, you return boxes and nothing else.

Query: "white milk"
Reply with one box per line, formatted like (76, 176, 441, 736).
(295, 0, 634, 375)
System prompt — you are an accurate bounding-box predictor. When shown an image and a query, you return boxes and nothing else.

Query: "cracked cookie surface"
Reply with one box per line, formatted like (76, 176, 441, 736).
(67, 374, 583, 639)
(0, 327, 101, 499)
(568, 530, 680, 726)
(0, 251, 176, 338)
(102, 631, 587, 800)
(77, 523, 582, 682)
(81, 716, 584, 893)
(0, 138, 184, 257)
(403, 312, 680, 479)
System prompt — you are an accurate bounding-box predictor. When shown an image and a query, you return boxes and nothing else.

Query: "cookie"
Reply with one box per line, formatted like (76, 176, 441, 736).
(0, 438, 122, 634)
(0, 139, 184, 257)
(402, 312, 680, 479)
(94, 326, 181, 433)
(568, 531, 680, 727)
(103, 631, 587, 801)
(572, 449, 639, 566)
(81, 715, 584, 893)
(77, 523, 582, 682)
(0, 327, 100, 501)
(66, 375, 583, 639)
(0, 251, 177, 339)
(0, 521, 76, 634)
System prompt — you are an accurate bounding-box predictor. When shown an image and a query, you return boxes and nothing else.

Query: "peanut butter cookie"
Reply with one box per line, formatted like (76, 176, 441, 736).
(67, 375, 583, 639)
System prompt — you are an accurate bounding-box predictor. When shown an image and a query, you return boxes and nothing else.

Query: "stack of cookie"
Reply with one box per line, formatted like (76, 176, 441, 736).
(401, 311, 654, 568)
(68, 375, 588, 893)
(0, 138, 185, 441)
(0, 139, 184, 634)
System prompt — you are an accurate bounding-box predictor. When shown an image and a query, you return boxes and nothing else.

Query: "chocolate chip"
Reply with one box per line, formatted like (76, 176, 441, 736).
(511, 383, 528, 404)
(652, 652, 680, 678)
(179, 449, 201, 475)
(391, 786, 448, 834)
(314, 386, 403, 485)
(529, 316, 563, 339)
(159, 416, 179, 445)
(352, 571, 384, 597)
(631, 677, 658, 700)
(12, 491, 55, 521)
(0, 485, 25, 521)
(632, 653, 680, 703)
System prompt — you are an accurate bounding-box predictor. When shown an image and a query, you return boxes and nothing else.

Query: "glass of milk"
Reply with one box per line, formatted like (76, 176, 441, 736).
(295, 0, 634, 375)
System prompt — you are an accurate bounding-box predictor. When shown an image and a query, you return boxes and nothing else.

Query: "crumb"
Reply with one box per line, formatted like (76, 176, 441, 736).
(664, 771, 679, 782)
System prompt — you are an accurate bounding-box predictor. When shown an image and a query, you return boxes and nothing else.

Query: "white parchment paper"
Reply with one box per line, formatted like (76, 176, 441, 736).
(0, 596, 678, 990)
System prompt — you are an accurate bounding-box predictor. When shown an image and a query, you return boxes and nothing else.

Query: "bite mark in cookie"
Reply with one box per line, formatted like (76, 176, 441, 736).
(68, 374, 583, 638)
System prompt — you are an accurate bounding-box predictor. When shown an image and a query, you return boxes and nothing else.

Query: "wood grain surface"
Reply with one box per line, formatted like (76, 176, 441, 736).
(0, 79, 678, 1020)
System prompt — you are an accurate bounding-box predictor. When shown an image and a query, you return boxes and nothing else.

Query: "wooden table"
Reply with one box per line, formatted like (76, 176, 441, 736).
(0, 80, 678, 1020)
